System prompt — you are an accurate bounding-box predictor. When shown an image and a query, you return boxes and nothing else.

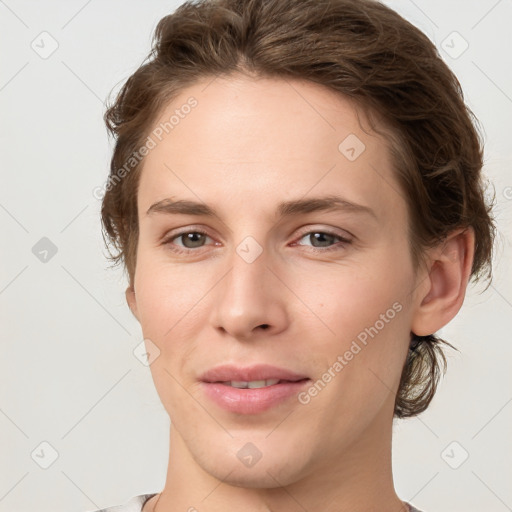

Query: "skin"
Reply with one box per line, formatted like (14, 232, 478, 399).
(124, 74, 475, 512)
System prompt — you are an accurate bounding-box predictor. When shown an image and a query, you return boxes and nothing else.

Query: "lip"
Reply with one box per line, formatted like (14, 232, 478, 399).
(199, 363, 309, 383)
(199, 364, 310, 414)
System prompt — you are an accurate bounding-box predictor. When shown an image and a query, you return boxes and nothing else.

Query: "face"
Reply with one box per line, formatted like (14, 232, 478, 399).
(127, 74, 422, 487)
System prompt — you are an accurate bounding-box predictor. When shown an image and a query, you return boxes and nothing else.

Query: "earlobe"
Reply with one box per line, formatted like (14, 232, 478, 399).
(411, 228, 475, 336)
(125, 286, 139, 321)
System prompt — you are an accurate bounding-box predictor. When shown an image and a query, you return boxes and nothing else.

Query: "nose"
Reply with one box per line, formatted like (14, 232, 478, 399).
(211, 244, 289, 340)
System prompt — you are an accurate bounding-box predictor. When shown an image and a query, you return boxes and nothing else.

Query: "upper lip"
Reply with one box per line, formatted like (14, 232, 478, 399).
(199, 364, 309, 383)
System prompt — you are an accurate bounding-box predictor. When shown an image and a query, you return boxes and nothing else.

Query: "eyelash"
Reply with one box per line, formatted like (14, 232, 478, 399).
(161, 227, 352, 255)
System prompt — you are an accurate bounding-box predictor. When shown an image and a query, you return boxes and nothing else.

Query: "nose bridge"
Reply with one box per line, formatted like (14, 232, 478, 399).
(224, 237, 272, 312)
(212, 234, 288, 338)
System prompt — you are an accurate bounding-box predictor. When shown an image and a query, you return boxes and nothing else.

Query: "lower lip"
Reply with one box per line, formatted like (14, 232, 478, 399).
(200, 380, 311, 414)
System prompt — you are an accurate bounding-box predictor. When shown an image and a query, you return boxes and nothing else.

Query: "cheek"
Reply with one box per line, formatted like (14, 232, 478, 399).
(292, 255, 412, 344)
(134, 253, 211, 338)
(294, 269, 412, 441)
(133, 255, 208, 414)
(288, 249, 414, 399)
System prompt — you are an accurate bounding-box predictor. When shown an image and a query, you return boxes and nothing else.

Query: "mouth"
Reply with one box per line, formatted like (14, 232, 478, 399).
(199, 363, 309, 384)
(214, 378, 309, 388)
(199, 364, 311, 414)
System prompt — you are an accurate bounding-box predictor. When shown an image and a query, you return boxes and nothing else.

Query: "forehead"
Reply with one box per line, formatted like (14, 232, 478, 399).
(137, 75, 404, 225)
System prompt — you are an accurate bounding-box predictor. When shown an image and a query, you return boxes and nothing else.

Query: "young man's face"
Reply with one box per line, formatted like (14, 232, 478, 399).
(127, 75, 424, 486)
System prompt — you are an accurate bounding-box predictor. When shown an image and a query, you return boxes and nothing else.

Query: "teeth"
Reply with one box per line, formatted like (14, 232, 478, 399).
(224, 379, 281, 389)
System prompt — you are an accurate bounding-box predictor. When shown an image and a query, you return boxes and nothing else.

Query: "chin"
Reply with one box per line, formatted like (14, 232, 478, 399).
(193, 436, 312, 489)
(206, 460, 301, 489)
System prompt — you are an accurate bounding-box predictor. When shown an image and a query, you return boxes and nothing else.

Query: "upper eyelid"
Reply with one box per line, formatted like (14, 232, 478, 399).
(165, 225, 351, 237)
(295, 225, 352, 240)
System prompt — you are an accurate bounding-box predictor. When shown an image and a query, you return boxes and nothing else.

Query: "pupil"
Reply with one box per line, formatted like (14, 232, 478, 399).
(184, 232, 204, 248)
(312, 232, 333, 247)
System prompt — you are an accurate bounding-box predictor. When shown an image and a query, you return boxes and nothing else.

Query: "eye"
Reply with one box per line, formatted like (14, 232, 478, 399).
(293, 229, 351, 252)
(162, 227, 351, 255)
(162, 229, 214, 253)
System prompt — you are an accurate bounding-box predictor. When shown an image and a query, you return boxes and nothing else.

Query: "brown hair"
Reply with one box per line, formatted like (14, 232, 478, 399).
(101, 0, 495, 418)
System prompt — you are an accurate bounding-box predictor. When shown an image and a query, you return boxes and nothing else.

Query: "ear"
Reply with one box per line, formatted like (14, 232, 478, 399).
(125, 285, 140, 322)
(411, 227, 475, 336)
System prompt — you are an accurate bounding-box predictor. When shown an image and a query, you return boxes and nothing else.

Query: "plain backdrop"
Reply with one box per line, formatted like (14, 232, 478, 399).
(1, 1, 511, 511)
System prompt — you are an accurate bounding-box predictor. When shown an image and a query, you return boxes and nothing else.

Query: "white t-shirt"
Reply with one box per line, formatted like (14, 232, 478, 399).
(93, 493, 424, 511)
(93, 493, 157, 512)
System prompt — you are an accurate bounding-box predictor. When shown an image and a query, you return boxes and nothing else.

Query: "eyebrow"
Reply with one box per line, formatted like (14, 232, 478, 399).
(146, 195, 376, 220)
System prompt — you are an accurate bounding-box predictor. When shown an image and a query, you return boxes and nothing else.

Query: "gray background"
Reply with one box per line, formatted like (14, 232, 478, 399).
(1, 1, 511, 511)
